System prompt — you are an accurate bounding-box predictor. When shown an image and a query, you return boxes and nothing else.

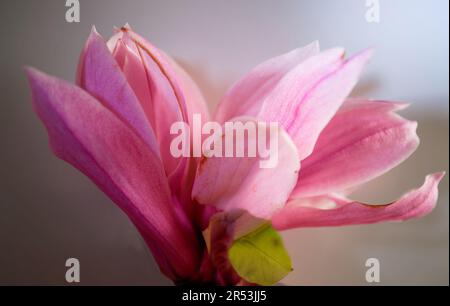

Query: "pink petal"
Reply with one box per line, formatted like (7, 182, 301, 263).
(273, 173, 445, 230)
(77, 27, 157, 151)
(26, 68, 202, 281)
(259, 48, 373, 160)
(79, 28, 186, 191)
(291, 99, 419, 198)
(192, 117, 300, 219)
(120, 25, 210, 125)
(107, 27, 210, 205)
(118, 34, 185, 177)
(161, 48, 211, 124)
(214, 41, 320, 124)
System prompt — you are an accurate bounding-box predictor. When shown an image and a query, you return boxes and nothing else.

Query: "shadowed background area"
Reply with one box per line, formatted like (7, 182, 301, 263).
(0, 0, 448, 285)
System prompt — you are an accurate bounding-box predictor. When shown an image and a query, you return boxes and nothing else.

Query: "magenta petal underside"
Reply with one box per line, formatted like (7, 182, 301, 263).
(26, 68, 201, 281)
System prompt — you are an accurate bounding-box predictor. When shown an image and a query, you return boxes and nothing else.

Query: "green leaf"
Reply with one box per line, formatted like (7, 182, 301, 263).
(228, 223, 292, 285)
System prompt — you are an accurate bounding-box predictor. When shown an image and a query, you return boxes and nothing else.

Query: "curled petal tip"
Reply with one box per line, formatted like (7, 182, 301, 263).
(302, 40, 320, 53)
(354, 47, 374, 63)
(91, 25, 99, 35)
(311, 40, 320, 49)
(87, 25, 104, 44)
(338, 48, 374, 73)
(116, 23, 132, 33)
(412, 122, 420, 146)
(431, 171, 446, 182)
(274, 171, 446, 230)
(374, 100, 411, 111)
(25, 66, 48, 86)
(330, 47, 346, 58)
(343, 47, 374, 68)
(388, 101, 410, 111)
(343, 99, 411, 112)
(23, 65, 37, 77)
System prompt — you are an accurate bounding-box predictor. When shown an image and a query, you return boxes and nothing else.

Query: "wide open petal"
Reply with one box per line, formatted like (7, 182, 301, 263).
(259, 48, 373, 160)
(273, 173, 445, 230)
(192, 117, 300, 220)
(26, 68, 201, 281)
(215, 46, 372, 161)
(214, 41, 320, 124)
(291, 99, 419, 198)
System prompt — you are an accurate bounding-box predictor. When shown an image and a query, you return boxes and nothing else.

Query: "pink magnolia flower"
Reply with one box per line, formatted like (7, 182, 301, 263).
(26, 25, 444, 285)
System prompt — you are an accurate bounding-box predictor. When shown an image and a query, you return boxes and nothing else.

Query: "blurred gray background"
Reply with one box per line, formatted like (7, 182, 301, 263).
(0, 0, 448, 285)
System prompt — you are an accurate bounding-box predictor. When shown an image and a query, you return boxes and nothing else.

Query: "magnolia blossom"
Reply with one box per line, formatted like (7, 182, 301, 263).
(26, 25, 444, 285)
